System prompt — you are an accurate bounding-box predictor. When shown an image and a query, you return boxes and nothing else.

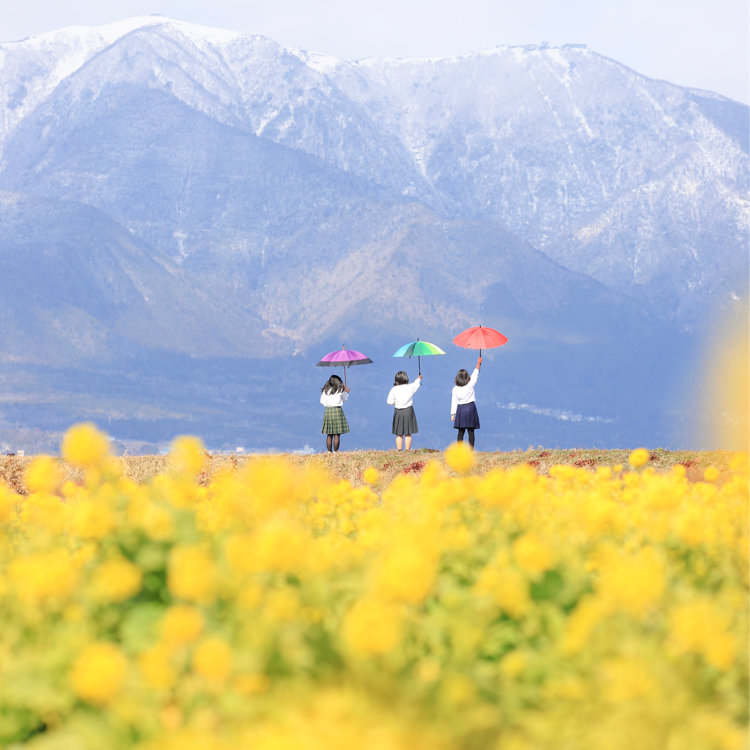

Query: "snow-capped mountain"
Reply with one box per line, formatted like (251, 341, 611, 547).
(310, 47, 749, 323)
(0, 17, 746, 450)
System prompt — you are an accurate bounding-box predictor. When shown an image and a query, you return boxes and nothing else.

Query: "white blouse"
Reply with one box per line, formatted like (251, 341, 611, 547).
(450, 368, 479, 416)
(320, 390, 349, 408)
(386, 379, 421, 409)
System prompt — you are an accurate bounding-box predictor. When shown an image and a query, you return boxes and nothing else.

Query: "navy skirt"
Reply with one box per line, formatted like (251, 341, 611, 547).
(453, 402, 480, 429)
(392, 406, 418, 436)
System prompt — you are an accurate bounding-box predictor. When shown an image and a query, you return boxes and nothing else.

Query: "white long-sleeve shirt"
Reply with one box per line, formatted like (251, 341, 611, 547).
(320, 390, 349, 407)
(386, 379, 421, 409)
(451, 368, 479, 416)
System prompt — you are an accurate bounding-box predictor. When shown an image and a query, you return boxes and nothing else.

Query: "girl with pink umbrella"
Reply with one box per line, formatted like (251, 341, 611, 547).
(316, 346, 373, 453)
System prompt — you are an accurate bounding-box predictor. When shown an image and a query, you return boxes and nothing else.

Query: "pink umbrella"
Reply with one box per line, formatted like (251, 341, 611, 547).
(316, 345, 373, 386)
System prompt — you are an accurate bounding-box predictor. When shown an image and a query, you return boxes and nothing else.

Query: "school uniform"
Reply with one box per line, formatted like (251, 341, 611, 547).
(451, 368, 480, 429)
(320, 390, 349, 434)
(387, 379, 421, 436)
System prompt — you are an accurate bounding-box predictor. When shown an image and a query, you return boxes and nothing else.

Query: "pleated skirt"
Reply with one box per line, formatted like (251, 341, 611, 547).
(453, 402, 480, 429)
(321, 406, 349, 434)
(392, 405, 418, 436)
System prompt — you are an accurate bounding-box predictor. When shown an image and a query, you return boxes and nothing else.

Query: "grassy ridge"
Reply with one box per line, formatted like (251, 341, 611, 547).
(0, 448, 732, 495)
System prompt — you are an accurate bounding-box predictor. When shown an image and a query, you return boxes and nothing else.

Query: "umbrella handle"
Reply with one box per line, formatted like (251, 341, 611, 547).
(418, 355, 421, 376)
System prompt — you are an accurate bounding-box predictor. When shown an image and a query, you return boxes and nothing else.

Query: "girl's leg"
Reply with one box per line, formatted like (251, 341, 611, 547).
(404, 435, 412, 450)
(396, 435, 403, 450)
(333, 434, 340, 452)
(326, 434, 333, 452)
(457, 428, 466, 443)
(467, 429, 475, 448)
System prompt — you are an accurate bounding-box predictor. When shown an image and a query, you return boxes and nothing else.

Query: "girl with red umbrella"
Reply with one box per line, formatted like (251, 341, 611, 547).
(450, 325, 508, 449)
(451, 356, 482, 448)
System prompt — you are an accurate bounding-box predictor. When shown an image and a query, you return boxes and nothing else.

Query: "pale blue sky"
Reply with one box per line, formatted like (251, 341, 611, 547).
(2, 0, 748, 103)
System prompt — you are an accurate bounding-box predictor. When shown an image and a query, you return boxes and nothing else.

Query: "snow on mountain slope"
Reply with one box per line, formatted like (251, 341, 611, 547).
(314, 44, 748, 324)
(0, 17, 747, 334)
(0, 18, 429, 199)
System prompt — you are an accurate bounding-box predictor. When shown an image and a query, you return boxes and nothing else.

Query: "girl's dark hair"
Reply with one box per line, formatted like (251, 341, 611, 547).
(455, 369, 470, 387)
(322, 374, 345, 394)
(394, 371, 409, 386)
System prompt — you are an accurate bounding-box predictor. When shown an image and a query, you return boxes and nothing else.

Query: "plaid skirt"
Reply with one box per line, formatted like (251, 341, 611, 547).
(321, 406, 350, 435)
(453, 402, 480, 429)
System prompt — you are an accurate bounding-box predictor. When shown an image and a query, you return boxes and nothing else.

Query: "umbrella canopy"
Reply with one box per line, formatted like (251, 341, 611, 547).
(316, 346, 373, 386)
(392, 339, 445, 375)
(453, 326, 508, 356)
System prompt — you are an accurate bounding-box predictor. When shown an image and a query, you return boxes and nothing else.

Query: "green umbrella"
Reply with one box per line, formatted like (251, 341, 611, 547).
(392, 338, 445, 375)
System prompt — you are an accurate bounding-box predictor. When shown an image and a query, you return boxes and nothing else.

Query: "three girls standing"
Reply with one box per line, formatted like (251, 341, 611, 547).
(321, 356, 483, 452)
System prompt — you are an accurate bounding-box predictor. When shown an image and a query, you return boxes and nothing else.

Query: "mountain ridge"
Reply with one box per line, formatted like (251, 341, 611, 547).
(0, 17, 746, 450)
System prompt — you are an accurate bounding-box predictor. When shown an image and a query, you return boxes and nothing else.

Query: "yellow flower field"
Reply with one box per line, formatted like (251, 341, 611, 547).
(0, 425, 747, 749)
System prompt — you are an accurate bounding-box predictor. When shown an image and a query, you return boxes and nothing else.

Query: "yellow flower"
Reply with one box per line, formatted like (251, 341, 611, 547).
(475, 565, 530, 617)
(703, 465, 720, 482)
(168, 545, 217, 603)
(343, 598, 402, 655)
(373, 544, 437, 603)
(61, 423, 110, 468)
(192, 637, 233, 683)
(265, 588, 301, 621)
(559, 597, 610, 655)
(512, 533, 555, 578)
(138, 644, 176, 690)
(601, 658, 655, 702)
(445, 441, 474, 474)
(628, 448, 649, 468)
(24, 456, 63, 494)
(243, 520, 308, 573)
(234, 673, 271, 694)
(598, 546, 665, 616)
(161, 605, 205, 646)
(363, 466, 380, 485)
(169, 436, 207, 479)
(500, 650, 528, 678)
(71, 642, 128, 704)
(8, 549, 78, 602)
(70, 499, 116, 539)
(137, 499, 175, 540)
(441, 674, 476, 706)
(0, 486, 15, 523)
(669, 599, 737, 669)
(90, 556, 142, 602)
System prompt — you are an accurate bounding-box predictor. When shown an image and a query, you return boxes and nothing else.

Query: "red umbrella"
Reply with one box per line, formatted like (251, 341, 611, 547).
(453, 325, 508, 357)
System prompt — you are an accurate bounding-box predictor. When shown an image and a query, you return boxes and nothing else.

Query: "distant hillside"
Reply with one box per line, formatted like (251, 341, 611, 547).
(0, 18, 746, 450)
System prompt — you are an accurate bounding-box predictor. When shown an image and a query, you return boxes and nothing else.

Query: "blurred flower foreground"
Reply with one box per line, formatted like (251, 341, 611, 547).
(0, 427, 747, 750)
